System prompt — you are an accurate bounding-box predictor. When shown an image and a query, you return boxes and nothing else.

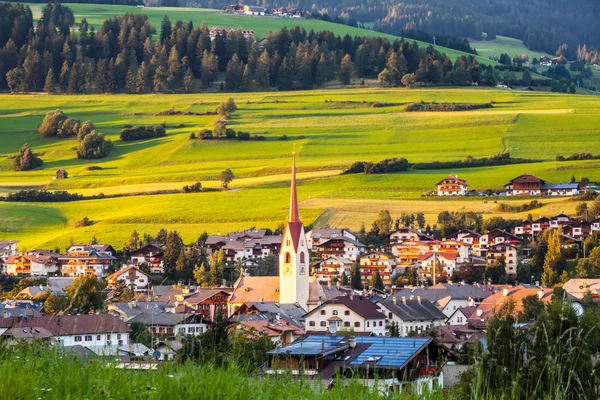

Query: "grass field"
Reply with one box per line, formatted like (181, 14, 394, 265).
(471, 35, 554, 61)
(2, 88, 600, 250)
(22, 2, 495, 66)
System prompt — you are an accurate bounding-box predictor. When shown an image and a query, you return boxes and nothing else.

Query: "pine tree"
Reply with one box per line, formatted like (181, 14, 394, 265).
(175, 248, 188, 279)
(153, 66, 168, 92)
(164, 230, 183, 278)
(225, 54, 244, 91)
(350, 261, 363, 290)
(125, 62, 138, 93)
(200, 50, 217, 88)
(107, 58, 117, 92)
(339, 54, 353, 85)
(183, 67, 193, 92)
(160, 16, 172, 44)
(166, 46, 181, 89)
(59, 61, 70, 91)
(136, 61, 149, 93)
(255, 50, 270, 88)
(371, 270, 384, 291)
(67, 63, 79, 93)
(44, 69, 55, 93)
(194, 262, 208, 286)
(209, 249, 224, 286)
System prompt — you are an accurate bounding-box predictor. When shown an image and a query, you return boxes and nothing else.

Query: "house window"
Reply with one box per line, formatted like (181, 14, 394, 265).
(97, 335, 101, 341)
(344, 322, 350, 327)
(286, 239, 290, 246)
(320, 321, 326, 327)
(85, 335, 92, 342)
(344, 310, 350, 316)
(320, 310, 326, 315)
(285, 253, 291, 263)
(354, 322, 360, 328)
(188, 327, 194, 333)
(388, 312, 392, 319)
(379, 321, 383, 327)
(117, 334, 122, 339)
(118, 340, 123, 346)
(74, 336, 82, 342)
(366, 321, 370, 327)
(309, 321, 315, 327)
(300, 252, 305, 263)
(332, 310, 338, 316)
(179, 328, 185, 334)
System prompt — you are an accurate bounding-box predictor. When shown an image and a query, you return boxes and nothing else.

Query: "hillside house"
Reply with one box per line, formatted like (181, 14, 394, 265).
(504, 174, 546, 196)
(436, 175, 468, 196)
(445, 306, 477, 326)
(486, 243, 518, 275)
(418, 251, 457, 280)
(157, 287, 230, 323)
(388, 227, 434, 246)
(228, 319, 304, 346)
(303, 295, 387, 336)
(127, 313, 206, 341)
(306, 228, 358, 251)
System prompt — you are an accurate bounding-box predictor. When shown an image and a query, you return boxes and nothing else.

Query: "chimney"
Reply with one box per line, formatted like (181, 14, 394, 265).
(348, 336, 357, 348)
(476, 309, 483, 317)
(468, 297, 474, 307)
(401, 296, 406, 305)
(417, 296, 421, 305)
(537, 290, 544, 300)
(502, 288, 509, 297)
(259, 297, 264, 303)
(350, 293, 354, 301)
(392, 296, 397, 305)
(276, 312, 281, 321)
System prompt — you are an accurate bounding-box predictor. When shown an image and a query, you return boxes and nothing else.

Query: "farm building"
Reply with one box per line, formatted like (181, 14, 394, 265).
(243, 5, 265, 15)
(55, 169, 68, 179)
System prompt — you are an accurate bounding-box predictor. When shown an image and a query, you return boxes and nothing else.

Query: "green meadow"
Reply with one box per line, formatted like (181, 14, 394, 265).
(470, 35, 554, 61)
(1, 88, 600, 250)
(23, 2, 494, 65)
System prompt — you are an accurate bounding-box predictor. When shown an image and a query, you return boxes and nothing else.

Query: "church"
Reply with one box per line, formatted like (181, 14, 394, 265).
(228, 154, 345, 315)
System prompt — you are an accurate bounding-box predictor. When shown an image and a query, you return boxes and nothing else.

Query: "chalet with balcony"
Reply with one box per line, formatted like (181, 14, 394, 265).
(436, 175, 468, 196)
(314, 237, 365, 261)
(391, 240, 434, 266)
(306, 228, 358, 251)
(388, 227, 434, 246)
(510, 220, 533, 238)
(129, 244, 164, 274)
(562, 222, 591, 239)
(444, 229, 482, 255)
(228, 319, 304, 346)
(417, 252, 457, 280)
(504, 174, 545, 196)
(358, 251, 397, 286)
(243, 5, 265, 14)
(486, 243, 518, 276)
(550, 213, 575, 228)
(59, 245, 116, 278)
(127, 312, 206, 341)
(157, 287, 230, 323)
(479, 229, 521, 256)
(311, 256, 352, 283)
(5, 250, 60, 276)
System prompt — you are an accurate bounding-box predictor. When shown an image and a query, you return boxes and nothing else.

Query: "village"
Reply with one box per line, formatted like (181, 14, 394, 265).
(1, 161, 600, 393)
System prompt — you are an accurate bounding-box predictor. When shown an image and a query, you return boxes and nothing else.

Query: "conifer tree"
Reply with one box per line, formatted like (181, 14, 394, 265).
(67, 63, 79, 93)
(153, 65, 168, 92)
(339, 54, 353, 85)
(44, 68, 55, 93)
(350, 261, 363, 290)
(183, 67, 193, 92)
(136, 61, 149, 93)
(59, 61, 70, 91)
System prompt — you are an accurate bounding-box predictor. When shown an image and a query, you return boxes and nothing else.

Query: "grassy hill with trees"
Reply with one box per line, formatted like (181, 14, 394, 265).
(2, 87, 600, 250)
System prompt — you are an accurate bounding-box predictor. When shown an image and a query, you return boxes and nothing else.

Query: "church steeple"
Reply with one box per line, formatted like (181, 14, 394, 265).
(289, 152, 300, 223)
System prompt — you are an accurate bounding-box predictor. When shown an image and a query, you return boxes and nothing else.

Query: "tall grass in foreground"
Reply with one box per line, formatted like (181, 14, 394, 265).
(0, 345, 446, 400)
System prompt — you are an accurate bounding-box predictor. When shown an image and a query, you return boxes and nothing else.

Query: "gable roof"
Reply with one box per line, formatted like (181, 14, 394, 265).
(0, 315, 131, 336)
(230, 276, 280, 304)
(304, 295, 385, 319)
(378, 298, 447, 321)
(106, 265, 150, 282)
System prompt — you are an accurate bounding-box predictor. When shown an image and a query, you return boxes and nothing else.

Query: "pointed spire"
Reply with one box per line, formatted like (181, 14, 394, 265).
(289, 152, 300, 223)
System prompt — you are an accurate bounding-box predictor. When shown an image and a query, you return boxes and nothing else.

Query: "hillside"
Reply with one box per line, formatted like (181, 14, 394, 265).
(2, 88, 600, 250)
(23, 3, 495, 66)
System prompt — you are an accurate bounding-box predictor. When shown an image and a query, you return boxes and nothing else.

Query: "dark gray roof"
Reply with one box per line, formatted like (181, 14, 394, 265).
(244, 302, 306, 327)
(378, 298, 447, 322)
(305, 295, 385, 319)
(392, 283, 491, 303)
(127, 312, 199, 326)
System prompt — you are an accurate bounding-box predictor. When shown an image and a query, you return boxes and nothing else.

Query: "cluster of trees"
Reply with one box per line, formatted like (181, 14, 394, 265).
(4, 189, 84, 202)
(556, 153, 600, 162)
(12, 144, 43, 171)
(343, 153, 533, 175)
(119, 125, 166, 141)
(405, 102, 492, 112)
(497, 200, 543, 213)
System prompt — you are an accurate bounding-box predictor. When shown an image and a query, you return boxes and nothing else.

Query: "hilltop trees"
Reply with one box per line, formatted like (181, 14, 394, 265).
(76, 132, 113, 159)
(219, 169, 235, 189)
(12, 144, 43, 171)
(38, 110, 68, 137)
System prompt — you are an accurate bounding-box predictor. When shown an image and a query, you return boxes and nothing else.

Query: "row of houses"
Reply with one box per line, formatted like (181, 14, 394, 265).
(223, 3, 305, 17)
(435, 173, 596, 197)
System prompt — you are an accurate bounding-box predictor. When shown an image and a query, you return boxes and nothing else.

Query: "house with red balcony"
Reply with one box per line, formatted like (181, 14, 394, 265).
(130, 244, 164, 274)
(311, 256, 352, 283)
(358, 250, 397, 286)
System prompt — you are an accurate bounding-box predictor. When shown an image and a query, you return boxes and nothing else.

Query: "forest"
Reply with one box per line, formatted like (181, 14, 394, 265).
(0, 2, 516, 94)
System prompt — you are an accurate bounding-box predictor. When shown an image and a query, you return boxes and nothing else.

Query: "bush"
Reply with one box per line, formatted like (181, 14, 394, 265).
(77, 120, 96, 141)
(342, 158, 410, 174)
(237, 131, 250, 141)
(297, 135, 305, 140)
(199, 129, 213, 140)
(216, 97, 237, 116)
(12, 144, 43, 171)
(189, 132, 197, 139)
(176, 123, 185, 128)
(254, 135, 265, 141)
(213, 120, 227, 136)
(497, 200, 543, 213)
(57, 117, 80, 138)
(280, 134, 288, 140)
(225, 128, 236, 139)
(120, 125, 166, 141)
(77, 131, 113, 159)
(86, 166, 103, 170)
(38, 109, 68, 138)
(556, 153, 600, 161)
(183, 182, 203, 193)
(75, 216, 91, 227)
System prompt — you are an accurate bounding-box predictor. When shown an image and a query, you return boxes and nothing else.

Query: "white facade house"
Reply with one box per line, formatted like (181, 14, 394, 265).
(304, 295, 387, 336)
(5, 251, 60, 276)
(486, 244, 519, 275)
(445, 306, 476, 326)
(378, 297, 447, 337)
(311, 256, 352, 282)
(436, 175, 468, 196)
(306, 228, 358, 251)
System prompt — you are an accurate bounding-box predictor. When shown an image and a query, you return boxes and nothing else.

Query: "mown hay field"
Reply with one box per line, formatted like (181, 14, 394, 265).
(1, 88, 600, 249)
